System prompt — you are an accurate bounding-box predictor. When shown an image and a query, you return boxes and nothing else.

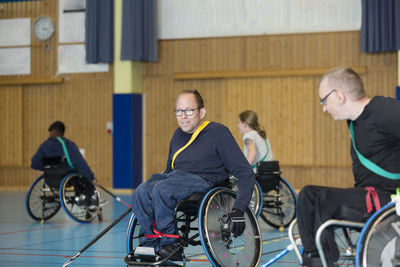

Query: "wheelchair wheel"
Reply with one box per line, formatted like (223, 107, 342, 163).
(356, 202, 400, 267)
(198, 188, 262, 267)
(230, 177, 263, 218)
(26, 175, 61, 221)
(59, 173, 99, 223)
(126, 214, 144, 254)
(260, 176, 297, 229)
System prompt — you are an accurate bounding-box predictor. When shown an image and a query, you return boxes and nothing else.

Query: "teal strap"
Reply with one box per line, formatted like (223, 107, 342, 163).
(251, 139, 269, 169)
(349, 121, 400, 179)
(56, 137, 74, 169)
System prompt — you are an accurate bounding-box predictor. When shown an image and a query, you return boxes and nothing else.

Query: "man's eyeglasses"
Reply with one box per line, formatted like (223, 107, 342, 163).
(174, 108, 200, 116)
(319, 90, 336, 106)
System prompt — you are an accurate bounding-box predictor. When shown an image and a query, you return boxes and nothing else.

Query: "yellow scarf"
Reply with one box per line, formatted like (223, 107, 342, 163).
(171, 120, 210, 169)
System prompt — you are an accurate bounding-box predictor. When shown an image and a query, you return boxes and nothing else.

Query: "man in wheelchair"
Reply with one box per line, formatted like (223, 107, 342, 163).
(31, 121, 99, 207)
(297, 67, 400, 267)
(130, 90, 255, 262)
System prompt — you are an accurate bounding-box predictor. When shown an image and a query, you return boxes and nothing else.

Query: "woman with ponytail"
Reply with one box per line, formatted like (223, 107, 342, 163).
(238, 110, 273, 172)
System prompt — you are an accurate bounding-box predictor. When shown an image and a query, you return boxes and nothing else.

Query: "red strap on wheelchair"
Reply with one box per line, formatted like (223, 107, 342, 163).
(365, 187, 381, 213)
(143, 221, 180, 239)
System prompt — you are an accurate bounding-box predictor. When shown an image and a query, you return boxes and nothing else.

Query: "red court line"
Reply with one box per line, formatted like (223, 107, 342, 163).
(0, 226, 67, 236)
(0, 252, 123, 259)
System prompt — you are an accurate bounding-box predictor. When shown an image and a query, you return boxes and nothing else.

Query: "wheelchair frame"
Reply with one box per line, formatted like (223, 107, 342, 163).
(231, 160, 297, 230)
(289, 201, 400, 267)
(125, 187, 262, 267)
(256, 161, 297, 229)
(26, 172, 102, 223)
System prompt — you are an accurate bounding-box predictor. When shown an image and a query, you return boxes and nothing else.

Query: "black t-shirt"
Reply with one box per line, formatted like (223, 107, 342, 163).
(350, 96, 400, 192)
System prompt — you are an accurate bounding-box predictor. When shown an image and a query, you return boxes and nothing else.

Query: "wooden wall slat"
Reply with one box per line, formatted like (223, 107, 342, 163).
(0, 86, 23, 166)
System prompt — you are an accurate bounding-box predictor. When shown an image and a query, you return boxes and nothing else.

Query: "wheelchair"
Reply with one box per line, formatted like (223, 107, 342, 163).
(231, 161, 297, 230)
(288, 200, 400, 267)
(125, 186, 263, 267)
(26, 156, 102, 223)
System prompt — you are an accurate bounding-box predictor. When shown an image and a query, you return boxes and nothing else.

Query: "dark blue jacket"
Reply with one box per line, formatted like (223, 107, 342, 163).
(31, 137, 95, 181)
(165, 121, 255, 212)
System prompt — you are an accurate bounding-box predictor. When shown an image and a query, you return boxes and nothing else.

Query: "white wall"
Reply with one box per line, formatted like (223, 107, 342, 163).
(158, 0, 361, 39)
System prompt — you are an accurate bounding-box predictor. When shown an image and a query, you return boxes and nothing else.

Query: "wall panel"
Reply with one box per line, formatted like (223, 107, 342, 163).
(0, 1, 113, 189)
(0, 86, 23, 166)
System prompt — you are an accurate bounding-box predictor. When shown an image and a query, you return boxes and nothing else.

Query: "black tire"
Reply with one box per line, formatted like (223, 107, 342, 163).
(26, 175, 61, 221)
(356, 202, 400, 267)
(260, 177, 297, 229)
(198, 188, 262, 267)
(59, 173, 99, 223)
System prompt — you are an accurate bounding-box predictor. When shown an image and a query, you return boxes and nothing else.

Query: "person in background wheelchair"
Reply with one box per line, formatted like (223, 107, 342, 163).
(238, 110, 274, 171)
(31, 121, 99, 208)
(297, 66, 400, 267)
(130, 89, 255, 261)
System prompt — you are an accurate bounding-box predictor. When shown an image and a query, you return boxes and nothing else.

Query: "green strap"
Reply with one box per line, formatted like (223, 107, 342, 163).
(251, 139, 269, 169)
(349, 121, 400, 179)
(56, 137, 74, 169)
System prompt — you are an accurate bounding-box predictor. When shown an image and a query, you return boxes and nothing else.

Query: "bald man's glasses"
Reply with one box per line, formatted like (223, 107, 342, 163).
(174, 108, 200, 116)
(320, 90, 336, 106)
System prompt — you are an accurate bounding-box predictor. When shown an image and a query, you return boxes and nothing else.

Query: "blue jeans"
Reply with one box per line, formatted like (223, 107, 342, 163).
(132, 170, 212, 250)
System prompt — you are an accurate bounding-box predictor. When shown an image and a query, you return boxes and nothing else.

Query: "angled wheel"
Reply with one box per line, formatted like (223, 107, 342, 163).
(261, 177, 297, 229)
(126, 214, 144, 254)
(59, 173, 99, 223)
(26, 175, 61, 221)
(230, 177, 263, 218)
(356, 202, 400, 267)
(198, 188, 262, 267)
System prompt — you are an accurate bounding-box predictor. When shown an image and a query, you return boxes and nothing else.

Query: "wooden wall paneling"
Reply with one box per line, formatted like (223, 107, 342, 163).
(0, 1, 114, 189)
(0, 86, 23, 167)
(143, 77, 176, 179)
(282, 166, 354, 190)
(0, 0, 58, 80)
(62, 75, 113, 186)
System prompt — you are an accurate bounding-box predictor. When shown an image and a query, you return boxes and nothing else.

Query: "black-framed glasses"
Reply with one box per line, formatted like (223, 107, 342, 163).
(174, 108, 200, 116)
(319, 90, 336, 106)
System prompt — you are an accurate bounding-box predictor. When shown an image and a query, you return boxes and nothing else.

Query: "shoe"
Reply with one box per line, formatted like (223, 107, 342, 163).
(302, 251, 321, 267)
(302, 253, 334, 267)
(157, 244, 184, 261)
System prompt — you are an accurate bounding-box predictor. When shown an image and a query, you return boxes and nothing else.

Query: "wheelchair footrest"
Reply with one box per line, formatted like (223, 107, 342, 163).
(125, 247, 185, 266)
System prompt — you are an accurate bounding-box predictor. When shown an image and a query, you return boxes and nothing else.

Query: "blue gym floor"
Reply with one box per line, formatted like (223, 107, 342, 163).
(0, 190, 299, 267)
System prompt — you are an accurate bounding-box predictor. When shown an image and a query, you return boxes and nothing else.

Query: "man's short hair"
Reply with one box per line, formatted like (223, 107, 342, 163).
(320, 66, 366, 101)
(177, 89, 204, 109)
(48, 121, 65, 136)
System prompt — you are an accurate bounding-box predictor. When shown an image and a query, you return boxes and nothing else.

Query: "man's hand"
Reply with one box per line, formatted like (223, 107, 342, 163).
(228, 208, 246, 237)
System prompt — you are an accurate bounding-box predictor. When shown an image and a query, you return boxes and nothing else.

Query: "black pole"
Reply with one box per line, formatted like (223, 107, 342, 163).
(97, 184, 132, 208)
(62, 207, 132, 267)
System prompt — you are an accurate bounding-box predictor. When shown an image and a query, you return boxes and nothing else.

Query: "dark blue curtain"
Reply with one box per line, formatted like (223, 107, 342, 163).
(85, 0, 114, 63)
(121, 0, 157, 62)
(361, 0, 400, 52)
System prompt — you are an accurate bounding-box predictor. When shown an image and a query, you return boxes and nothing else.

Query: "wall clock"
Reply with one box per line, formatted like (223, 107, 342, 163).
(33, 16, 55, 41)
